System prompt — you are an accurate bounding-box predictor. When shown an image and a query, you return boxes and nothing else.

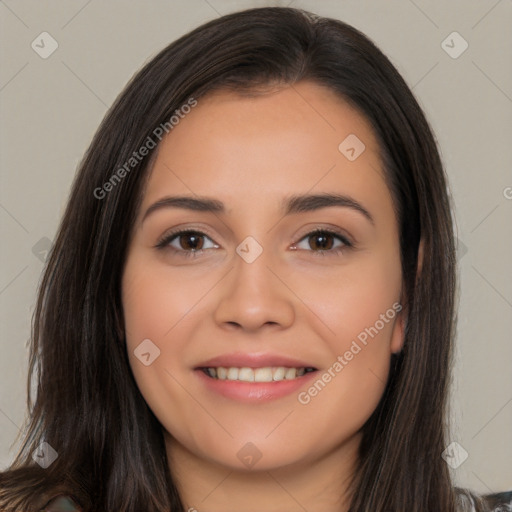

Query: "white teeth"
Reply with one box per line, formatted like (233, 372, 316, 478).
(285, 368, 297, 380)
(238, 367, 255, 382)
(254, 367, 273, 382)
(205, 366, 311, 382)
(227, 367, 239, 381)
(272, 367, 285, 381)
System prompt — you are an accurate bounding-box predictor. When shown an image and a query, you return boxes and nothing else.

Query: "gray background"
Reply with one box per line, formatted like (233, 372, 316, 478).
(1, 0, 511, 494)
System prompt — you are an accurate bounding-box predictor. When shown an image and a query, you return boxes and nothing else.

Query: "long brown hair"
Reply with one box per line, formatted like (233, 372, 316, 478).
(0, 6, 481, 511)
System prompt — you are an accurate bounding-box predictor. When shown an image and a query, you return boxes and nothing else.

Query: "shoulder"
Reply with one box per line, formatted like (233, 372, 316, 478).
(41, 494, 83, 512)
(484, 491, 512, 511)
(455, 488, 512, 511)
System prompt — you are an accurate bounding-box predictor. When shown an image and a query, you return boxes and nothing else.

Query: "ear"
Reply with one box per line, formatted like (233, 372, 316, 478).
(390, 238, 424, 354)
(389, 301, 405, 354)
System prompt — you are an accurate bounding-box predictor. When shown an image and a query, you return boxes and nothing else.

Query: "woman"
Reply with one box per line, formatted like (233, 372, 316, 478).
(0, 6, 509, 512)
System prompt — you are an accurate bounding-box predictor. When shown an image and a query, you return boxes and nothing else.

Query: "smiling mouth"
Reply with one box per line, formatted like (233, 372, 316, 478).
(200, 366, 317, 382)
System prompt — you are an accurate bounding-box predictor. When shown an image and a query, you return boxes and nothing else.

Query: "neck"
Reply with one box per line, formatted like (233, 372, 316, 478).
(164, 430, 361, 512)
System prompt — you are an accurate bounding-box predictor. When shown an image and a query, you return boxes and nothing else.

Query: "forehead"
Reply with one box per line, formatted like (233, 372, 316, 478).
(140, 81, 393, 224)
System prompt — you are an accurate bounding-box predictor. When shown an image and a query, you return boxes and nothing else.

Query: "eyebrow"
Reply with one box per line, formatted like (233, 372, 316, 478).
(142, 192, 374, 225)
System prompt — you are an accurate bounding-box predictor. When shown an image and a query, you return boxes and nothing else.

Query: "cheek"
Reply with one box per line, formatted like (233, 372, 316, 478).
(122, 254, 204, 345)
(293, 249, 402, 349)
(291, 252, 401, 417)
(296, 287, 400, 441)
(121, 258, 189, 404)
(122, 260, 204, 446)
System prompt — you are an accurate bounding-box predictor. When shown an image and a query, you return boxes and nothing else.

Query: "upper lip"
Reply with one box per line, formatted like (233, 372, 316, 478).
(196, 352, 318, 370)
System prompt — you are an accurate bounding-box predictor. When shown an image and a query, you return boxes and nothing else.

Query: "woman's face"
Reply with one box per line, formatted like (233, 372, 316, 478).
(122, 81, 404, 472)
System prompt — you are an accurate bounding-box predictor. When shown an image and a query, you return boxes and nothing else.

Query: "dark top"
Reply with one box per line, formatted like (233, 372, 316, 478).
(41, 494, 82, 512)
(41, 490, 512, 511)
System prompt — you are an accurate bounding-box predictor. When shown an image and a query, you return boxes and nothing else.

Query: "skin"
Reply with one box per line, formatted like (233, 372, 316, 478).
(121, 81, 405, 512)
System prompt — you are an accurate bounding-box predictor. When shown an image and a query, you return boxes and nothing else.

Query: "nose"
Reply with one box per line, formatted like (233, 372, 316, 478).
(212, 244, 295, 333)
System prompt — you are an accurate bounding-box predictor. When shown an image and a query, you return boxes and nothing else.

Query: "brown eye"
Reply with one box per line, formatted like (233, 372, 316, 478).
(308, 232, 335, 251)
(175, 232, 205, 251)
(294, 229, 352, 256)
(156, 229, 219, 257)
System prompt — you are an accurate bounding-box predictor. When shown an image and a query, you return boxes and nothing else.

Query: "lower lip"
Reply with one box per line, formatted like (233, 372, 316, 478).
(195, 369, 318, 402)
